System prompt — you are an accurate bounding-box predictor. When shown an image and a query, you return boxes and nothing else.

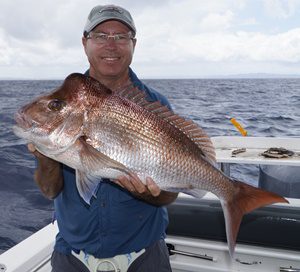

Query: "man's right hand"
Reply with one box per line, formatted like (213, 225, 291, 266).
(28, 143, 64, 199)
(28, 143, 42, 156)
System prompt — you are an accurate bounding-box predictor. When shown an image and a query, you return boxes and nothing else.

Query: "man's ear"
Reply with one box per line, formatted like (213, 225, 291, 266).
(132, 38, 137, 52)
(82, 37, 88, 54)
(82, 36, 87, 47)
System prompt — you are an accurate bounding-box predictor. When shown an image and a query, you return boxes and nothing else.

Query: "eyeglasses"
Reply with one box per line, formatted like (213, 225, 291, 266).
(86, 32, 134, 45)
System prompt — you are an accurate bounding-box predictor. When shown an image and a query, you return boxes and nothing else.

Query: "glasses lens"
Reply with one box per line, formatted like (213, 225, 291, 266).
(88, 33, 132, 44)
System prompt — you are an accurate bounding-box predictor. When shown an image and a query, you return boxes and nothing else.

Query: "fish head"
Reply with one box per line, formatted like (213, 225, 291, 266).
(13, 73, 111, 155)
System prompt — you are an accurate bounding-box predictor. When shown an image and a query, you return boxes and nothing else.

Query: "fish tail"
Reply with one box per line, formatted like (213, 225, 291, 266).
(220, 180, 288, 257)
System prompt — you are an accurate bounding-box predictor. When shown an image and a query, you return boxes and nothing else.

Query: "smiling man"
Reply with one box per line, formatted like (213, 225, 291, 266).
(29, 4, 177, 272)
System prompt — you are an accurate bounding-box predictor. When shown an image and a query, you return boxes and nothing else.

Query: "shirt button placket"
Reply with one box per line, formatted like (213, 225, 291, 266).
(98, 183, 109, 248)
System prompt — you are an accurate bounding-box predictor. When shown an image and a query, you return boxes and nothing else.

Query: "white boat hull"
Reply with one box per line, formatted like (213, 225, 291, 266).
(168, 235, 300, 272)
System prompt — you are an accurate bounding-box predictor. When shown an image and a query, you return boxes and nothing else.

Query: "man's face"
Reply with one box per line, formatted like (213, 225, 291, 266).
(82, 20, 136, 80)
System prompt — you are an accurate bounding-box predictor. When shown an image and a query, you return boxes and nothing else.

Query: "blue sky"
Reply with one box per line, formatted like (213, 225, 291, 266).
(0, 0, 299, 79)
(233, 1, 299, 33)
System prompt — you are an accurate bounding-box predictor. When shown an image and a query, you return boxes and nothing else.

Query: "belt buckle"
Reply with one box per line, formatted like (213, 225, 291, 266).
(96, 259, 120, 272)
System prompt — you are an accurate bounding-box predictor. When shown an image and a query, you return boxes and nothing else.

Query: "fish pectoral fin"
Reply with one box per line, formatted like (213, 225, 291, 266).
(78, 137, 130, 175)
(76, 170, 99, 205)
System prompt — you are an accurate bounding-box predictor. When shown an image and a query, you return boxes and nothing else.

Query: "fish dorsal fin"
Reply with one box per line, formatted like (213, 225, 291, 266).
(115, 84, 216, 163)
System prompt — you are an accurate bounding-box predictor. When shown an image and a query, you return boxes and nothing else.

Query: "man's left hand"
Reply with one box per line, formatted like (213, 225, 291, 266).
(114, 173, 178, 206)
(115, 173, 161, 197)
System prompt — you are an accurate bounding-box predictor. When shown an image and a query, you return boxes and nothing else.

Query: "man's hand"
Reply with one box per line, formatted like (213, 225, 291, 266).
(115, 173, 160, 197)
(27, 143, 42, 157)
(115, 173, 178, 206)
(28, 143, 49, 160)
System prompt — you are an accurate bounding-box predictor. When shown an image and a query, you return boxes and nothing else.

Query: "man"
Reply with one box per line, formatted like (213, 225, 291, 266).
(29, 4, 178, 272)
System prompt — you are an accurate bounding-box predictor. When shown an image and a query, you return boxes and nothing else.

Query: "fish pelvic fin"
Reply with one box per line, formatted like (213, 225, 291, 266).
(76, 170, 99, 205)
(221, 180, 289, 258)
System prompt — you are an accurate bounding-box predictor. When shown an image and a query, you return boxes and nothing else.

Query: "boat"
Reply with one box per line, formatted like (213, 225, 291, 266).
(0, 136, 300, 272)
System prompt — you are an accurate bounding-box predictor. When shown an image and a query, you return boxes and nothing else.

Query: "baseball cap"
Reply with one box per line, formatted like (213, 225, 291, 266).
(83, 5, 136, 36)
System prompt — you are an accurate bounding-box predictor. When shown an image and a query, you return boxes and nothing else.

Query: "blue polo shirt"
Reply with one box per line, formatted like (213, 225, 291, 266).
(54, 68, 171, 258)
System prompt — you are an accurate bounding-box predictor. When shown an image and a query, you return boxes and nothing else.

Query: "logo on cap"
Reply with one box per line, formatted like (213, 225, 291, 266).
(99, 6, 124, 14)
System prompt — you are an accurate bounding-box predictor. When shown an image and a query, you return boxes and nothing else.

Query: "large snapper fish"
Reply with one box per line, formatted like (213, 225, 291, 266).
(14, 73, 288, 256)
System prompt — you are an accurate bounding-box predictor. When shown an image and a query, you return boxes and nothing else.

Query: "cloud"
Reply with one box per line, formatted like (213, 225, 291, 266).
(199, 11, 234, 31)
(0, 0, 299, 78)
(263, 0, 300, 19)
(135, 22, 300, 64)
(132, 0, 300, 66)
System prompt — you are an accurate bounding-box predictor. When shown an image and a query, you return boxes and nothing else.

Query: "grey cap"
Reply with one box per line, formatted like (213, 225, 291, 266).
(84, 5, 136, 36)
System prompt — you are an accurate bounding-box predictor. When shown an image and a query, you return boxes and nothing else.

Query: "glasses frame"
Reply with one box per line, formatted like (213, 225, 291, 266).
(86, 31, 135, 45)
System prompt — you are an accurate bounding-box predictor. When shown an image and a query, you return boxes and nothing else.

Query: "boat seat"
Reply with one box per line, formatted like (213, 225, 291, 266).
(259, 165, 300, 198)
(167, 197, 300, 251)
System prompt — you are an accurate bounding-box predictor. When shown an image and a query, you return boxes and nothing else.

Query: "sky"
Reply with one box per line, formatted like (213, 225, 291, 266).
(0, 0, 300, 79)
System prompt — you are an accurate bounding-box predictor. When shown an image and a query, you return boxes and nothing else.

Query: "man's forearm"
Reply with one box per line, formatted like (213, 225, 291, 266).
(28, 144, 64, 199)
(134, 191, 178, 206)
(34, 156, 63, 199)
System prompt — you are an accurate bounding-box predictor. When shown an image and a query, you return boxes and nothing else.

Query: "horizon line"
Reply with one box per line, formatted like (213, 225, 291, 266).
(1, 73, 300, 81)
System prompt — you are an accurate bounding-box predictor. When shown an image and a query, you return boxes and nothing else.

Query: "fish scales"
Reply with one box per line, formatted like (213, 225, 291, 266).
(89, 95, 206, 188)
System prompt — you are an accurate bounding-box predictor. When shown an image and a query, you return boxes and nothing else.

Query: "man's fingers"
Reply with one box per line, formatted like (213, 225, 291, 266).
(27, 143, 45, 159)
(115, 173, 161, 197)
(116, 175, 135, 192)
(112, 179, 124, 188)
(128, 173, 147, 194)
(146, 177, 161, 197)
(28, 143, 36, 153)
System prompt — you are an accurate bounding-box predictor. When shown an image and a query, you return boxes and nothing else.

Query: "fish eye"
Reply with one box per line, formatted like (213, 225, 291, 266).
(48, 99, 66, 111)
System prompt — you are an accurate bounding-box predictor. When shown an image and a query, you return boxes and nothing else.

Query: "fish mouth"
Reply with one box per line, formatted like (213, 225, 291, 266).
(12, 125, 59, 157)
(13, 111, 40, 140)
(12, 125, 32, 140)
(14, 111, 32, 130)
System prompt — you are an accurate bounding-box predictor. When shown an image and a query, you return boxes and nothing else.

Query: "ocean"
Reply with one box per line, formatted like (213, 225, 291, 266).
(0, 77, 299, 254)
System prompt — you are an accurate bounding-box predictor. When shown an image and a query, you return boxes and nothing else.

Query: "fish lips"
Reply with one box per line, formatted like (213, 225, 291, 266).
(15, 111, 28, 128)
(14, 109, 40, 130)
(12, 125, 29, 139)
(13, 111, 39, 139)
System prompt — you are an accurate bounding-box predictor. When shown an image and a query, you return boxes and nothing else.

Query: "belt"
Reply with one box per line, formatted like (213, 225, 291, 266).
(71, 248, 145, 272)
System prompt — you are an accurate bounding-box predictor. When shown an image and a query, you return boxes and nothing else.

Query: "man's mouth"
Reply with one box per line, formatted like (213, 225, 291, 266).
(102, 57, 120, 62)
